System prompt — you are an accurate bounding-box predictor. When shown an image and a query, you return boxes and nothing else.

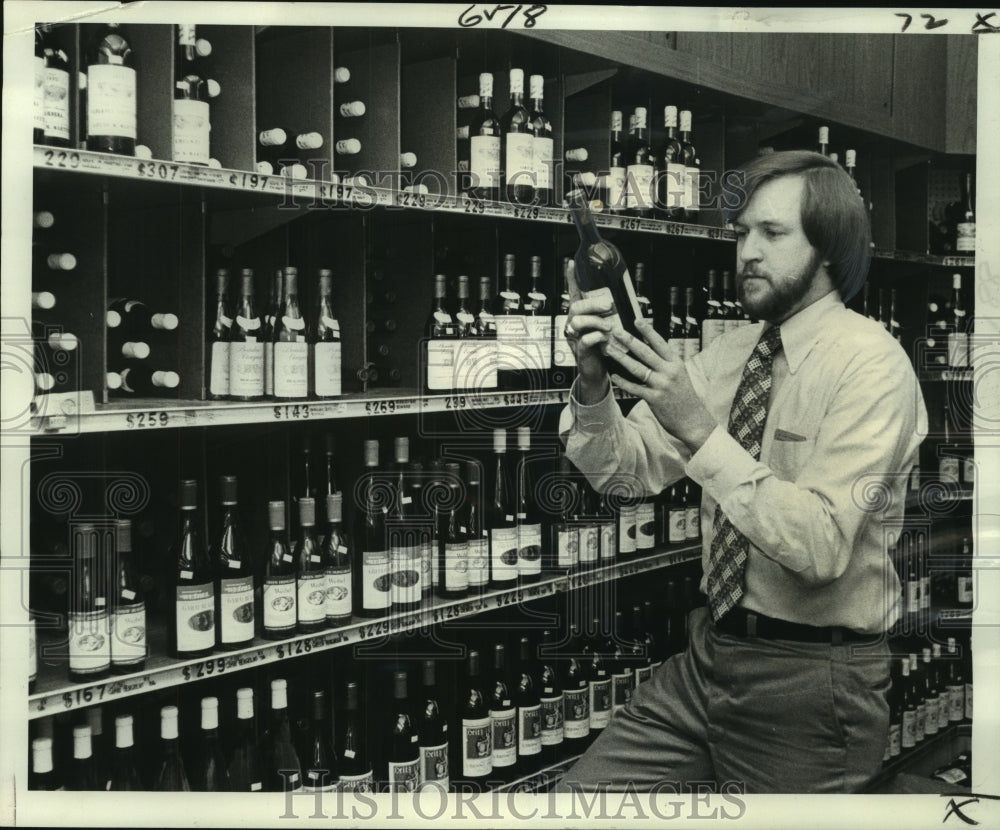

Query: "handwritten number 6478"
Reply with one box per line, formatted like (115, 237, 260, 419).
(459, 4, 548, 28)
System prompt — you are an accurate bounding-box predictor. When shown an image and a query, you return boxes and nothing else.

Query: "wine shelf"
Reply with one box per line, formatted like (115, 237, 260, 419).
(904, 487, 973, 510)
(497, 754, 582, 793)
(28, 544, 700, 717)
(918, 369, 974, 383)
(29, 386, 641, 436)
(873, 249, 975, 269)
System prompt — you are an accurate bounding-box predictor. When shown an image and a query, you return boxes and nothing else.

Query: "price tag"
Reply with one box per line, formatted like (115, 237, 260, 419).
(344, 749, 356, 759)
(228, 559, 241, 569)
(121, 589, 136, 600)
(310, 555, 322, 563)
(282, 554, 293, 563)
(181, 570, 193, 580)
(337, 545, 348, 553)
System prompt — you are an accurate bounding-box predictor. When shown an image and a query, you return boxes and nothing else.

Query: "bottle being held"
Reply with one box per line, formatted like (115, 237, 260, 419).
(262, 500, 297, 640)
(171, 479, 215, 659)
(110, 519, 146, 673)
(273, 267, 309, 400)
(322, 493, 353, 626)
(207, 268, 232, 400)
(468, 73, 501, 201)
(68, 524, 111, 683)
(229, 269, 265, 401)
(85, 23, 137, 155)
(551, 258, 577, 388)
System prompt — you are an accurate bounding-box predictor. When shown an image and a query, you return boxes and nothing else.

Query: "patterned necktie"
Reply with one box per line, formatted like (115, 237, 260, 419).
(707, 325, 783, 622)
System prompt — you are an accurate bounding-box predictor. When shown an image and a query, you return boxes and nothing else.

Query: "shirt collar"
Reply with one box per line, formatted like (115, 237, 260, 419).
(770, 290, 843, 374)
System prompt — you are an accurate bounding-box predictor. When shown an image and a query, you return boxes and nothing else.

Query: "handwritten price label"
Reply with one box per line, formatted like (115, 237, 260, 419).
(41, 149, 81, 169)
(458, 3, 548, 28)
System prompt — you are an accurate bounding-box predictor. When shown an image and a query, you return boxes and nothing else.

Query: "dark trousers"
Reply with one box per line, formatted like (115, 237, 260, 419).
(559, 606, 891, 793)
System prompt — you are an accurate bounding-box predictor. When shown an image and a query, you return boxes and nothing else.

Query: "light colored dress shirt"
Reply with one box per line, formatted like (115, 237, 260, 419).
(560, 290, 928, 633)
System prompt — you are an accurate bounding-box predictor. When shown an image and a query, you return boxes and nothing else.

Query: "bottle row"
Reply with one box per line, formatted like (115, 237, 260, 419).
(31, 428, 703, 684)
(892, 529, 974, 621)
(881, 638, 972, 765)
(30, 601, 700, 792)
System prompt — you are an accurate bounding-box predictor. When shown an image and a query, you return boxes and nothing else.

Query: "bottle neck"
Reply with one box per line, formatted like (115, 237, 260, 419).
(568, 196, 602, 246)
(530, 95, 544, 112)
(510, 91, 525, 108)
(479, 95, 494, 112)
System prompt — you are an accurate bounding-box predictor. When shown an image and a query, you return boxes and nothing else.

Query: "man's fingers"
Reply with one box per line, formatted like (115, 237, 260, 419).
(570, 312, 615, 337)
(579, 330, 608, 350)
(610, 326, 662, 367)
(609, 373, 649, 400)
(565, 258, 583, 302)
(568, 295, 614, 319)
(634, 317, 674, 362)
(603, 344, 650, 381)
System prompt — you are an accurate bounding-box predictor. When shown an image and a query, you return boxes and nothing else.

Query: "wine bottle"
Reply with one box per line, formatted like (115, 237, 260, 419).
(473, 275, 500, 391)
(524, 255, 551, 387)
(549, 453, 579, 575)
(312, 269, 342, 397)
(39, 24, 71, 148)
(294, 497, 327, 634)
(467, 73, 501, 200)
(625, 107, 654, 217)
(107, 715, 140, 791)
(88, 707, 110, 786)
(358, 440, 391, 618)
(679, 110, 699, 222)
(551, 258, 576, 388)
(701, 269, 724, 350)
(173, 26, 213, 165)
(110, 518, 146, 673)
(956, 170, 975, 253)
(265, 679, 303, 792)
(417, 660, 449, 790)
(495, 253, 528, 391)
(455, 649, 491, 787)
(383, 671, 419, 792)
(501, 68, 534, 204)
(409, 460, 433, 602)
(944, 638, 964, 724)
(34, 26, 47, 144)
(682, 287, 701, 361)
(664, 479, 687, 545)
(155, 706, 190, 791)
(257, 128, 322, 177)
(528, 75, 553, 207)
(263, 268, 282, 398)
(567, 188, 643, 354)
(721, 269, 737, 332)
(514, 636, 542, 773)
(537, 630, 565, 764)
(229, 269, 265, 401)
(660, 105, 686, 220)
(322, 492, 353, 625)
(337, 681, 374, 791)
(596, 488, 616, 566)
(453, 274, 477, 391)
(488, 429, 519, 589)
(171, 480, 215, 659)
(388, 437, 422, 610)
(303, 689, 337, 792)
(888, 289, 902, 343)
(631, 603, 654, 685)
(515, 427, 543, 584)
(207, 268, 232, 400)
(633, 262, 653, 321)
(585, 618, 613, 739)
(910, 653, 927, 744)
(947, 273, 969, 368)
(438, 461, 469, 599)
(228, 687, 264, 791)
(561, 624, 591, 754)
(606, 110, 627, 213)
(634, 483, 656, 556)
(31, 736, 62, 791)
(262, 500, 297, 639)
(67, 725, 98, 790)
(212, 476, 255, 649)
(939, 402, 960, 485)
(610, 610, 635, 718)
(191, 697, 231, 791)
(576, 480, 600, 570)
(487, 644, 517, 782)
(273, 267, 309, 400)
(921, 648, 941, 738)
(464, 460, 489, 595)
(85, 23, 136, 155)
(68, 523, 111, 683)
(117, 366, 180, 396)
(425, 273, 458, 393)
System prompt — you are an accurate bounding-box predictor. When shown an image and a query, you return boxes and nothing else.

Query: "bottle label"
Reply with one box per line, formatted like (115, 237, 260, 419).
(517, 704, 542, 756)
(263, 576, 297, 633)
(273, 342, 309, 398)
(965, 683, 972, 720)
(598, 522, 616, 562)
(87, 64, 137, 139)
(665, 162, 686, 211)
(459, 339, 499, 390)
(957, 576, 973, 604)
(607, 167, 627, 211)
(338, 770, 375, 792)
(947, 332, 969, 369)
(172, 98, 210, 165)
(518, 523, 542, 577)
(218, 576, 255, 644)
(325, 566, 351, 619)
(685, 506, 700, 540)
(229, 341, 264, 398)
(388, 758, 420, 792)
(68, 609, 111, 674)
(906, 579, 920, 614)
(419, 539, 433, 594)
(175, 582, 215, 652)
(209, 341, 230, 396)
(426, 339, 456, 391)
(533, 135, 554, 191)
(938, 457, 960, 485)
(43, 67, 71, 141)
(888, 722, 901, 757)
(362, 550, 391, 611)
(915, 703, 926, 742)
(525, 316, 552, 370)
(563, 687, 590, 738)
(469, 135, 501, 191)
(685, 163, 701, 212)
(925, 697, 939, 735)
(540, 694, 564, 745)
(491, 707, 517, 767)
(443, 541, 469, 592)
(668, 507, 687, 545)
(462, 716, 492, 777)
(390, 541, 423, 605)
(901, 711, 916, 748)
(418, 743, 449, 787)
(612, 671, 633, 712)
(589, 678, 612, 729)
(110, 602, 146, 666)
(626, 162, 655, 212)
(505, 132, 534, 191)
(920, 576, 931, 611)
(557, 527, 579, 569)
(314, 341, 342, 397)
(264, 342, 274, 396)
(466, 537, 489, 587)
(635, 665, 653, 684)
(701, 319, 725, 350)
(552, 313, 577, 369)
(490, 526, 519, 583)
(956, 222, 976, 252)
(618, 508, 637, 555)
(636, 503, 656, 550)
(576, 525, 598, 565)
(297, 571, 328, 625)
(35, 56, 46, 132)
(962, 456, 975, 484)
(947, 684, 963, 722)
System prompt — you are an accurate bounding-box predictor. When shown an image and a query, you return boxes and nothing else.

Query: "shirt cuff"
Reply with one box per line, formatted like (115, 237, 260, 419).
(568, 376, 618, 434)
(685, 425, 759, 503)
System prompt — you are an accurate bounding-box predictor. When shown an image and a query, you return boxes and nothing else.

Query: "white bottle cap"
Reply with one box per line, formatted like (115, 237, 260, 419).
(271, 678, 289, 710)
(573, 172, 597, 188)
(479, 72, 494, 97)
(208, 158, 222, 168)
(152, 370, 181, 389)
(134, 144, 153, 160)
(152, 312, 179, 331)
(49, 332, 78, 351)
(634, 107, 647, 128)
(35, 372, 55, 391)
(529, 74, 544, 99)
(509, 68, 524, 92)
(195, 38, 212, 58)
(334, 66, 351, 83)
(106, 309, 121, 327)
(679, 110, 692, 131)
(336, 138, 361, 155)
(296, 132, 324, 150)
(122, 341, 150, 360)
(201, 696, 220, 730)
(47, 253, 76, 271)
(236, 687, 254, 720)
(339, 100, 366, 117)
(106, 372, 122, 391)
(610, 110, 622, 131)
(283, 163, 308, 179)
(33, 291, 56, 310)
(114, 715, 134, 749)
(456, 125, 470, 140)
(399, 152, 417, 168)
(517, 426, 531, 450)
(845, 149, 856, 167)
(259, 128, 287, 147)
(395, 436, 410, 463)
(402, 184, 429, 195)
(953, 273, 962, 289)
(256, 161, 274, 175)
(493, 428, 507, 453)
(160, 705, 179, 739)
(565, 148, 588, 162)
(206, 79, 221, 98)
(457, 94, 480, 109)
(33, 211, 55, 229)
(818, 126, 829, 145)
(32, 737, 54, 774)
(664, 105, 678, 127)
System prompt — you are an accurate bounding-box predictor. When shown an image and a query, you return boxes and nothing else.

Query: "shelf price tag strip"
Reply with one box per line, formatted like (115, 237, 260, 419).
(28, 547, 698, 717)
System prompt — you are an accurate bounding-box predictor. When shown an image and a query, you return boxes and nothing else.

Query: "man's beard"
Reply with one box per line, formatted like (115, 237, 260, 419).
(737, 250, 823, 323)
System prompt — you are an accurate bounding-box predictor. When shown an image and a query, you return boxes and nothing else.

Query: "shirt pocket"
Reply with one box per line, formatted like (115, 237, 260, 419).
(767, 430, 817, 482)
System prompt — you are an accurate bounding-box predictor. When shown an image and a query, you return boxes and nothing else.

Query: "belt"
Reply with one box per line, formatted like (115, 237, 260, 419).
(713, 608, 879, 644)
